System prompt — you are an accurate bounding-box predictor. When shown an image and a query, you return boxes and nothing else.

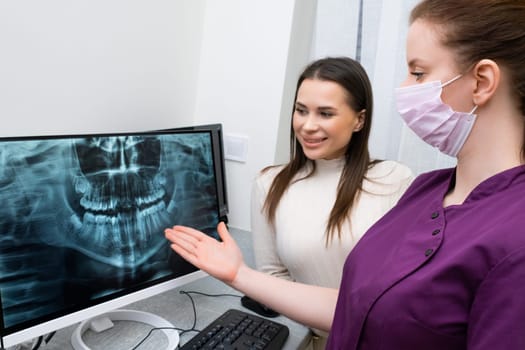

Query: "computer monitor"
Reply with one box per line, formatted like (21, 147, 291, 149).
(0, 124, 228, 349)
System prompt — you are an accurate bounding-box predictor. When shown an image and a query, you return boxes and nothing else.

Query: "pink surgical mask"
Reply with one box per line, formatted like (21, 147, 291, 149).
(395, 75, 478, 157)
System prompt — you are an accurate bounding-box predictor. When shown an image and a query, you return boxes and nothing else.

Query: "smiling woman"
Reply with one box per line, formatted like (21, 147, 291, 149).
(293, 79, 364, 161)
(248, 57, 413, 349)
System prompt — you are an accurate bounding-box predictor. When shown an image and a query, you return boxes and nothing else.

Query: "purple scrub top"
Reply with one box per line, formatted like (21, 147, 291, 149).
(327, 165, 525, 350)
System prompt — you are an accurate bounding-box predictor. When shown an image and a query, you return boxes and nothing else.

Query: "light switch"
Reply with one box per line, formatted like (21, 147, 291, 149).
(224, 134, 248, 163)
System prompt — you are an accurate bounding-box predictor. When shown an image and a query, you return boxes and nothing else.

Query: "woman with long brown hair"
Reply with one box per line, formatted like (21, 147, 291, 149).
(250, 57, 412, 348)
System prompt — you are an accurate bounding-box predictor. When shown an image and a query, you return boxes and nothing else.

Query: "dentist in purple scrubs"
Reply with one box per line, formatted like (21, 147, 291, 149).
(165, 0, 525, 348)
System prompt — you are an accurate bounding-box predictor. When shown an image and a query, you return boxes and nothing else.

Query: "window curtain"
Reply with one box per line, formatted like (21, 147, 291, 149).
(309, 0, 456, 175)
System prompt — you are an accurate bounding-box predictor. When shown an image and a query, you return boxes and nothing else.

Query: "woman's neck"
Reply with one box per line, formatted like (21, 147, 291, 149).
(444, 154, 521, 207)
(311, 157, 345, 172)
(444, 106, 524, 206)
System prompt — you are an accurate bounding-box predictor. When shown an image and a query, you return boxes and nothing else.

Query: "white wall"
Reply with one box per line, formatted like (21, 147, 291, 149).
(0, 0, 316, 231)
(194, 0, 316, 230)
(0, 0, 206, 136)
(274, 1, 318, 164)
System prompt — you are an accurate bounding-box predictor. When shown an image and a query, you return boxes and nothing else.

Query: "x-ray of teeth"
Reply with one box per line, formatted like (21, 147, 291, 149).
(0, 132, 220, 329)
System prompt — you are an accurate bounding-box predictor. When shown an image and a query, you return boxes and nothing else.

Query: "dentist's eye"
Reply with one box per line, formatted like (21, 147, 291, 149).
(411, 72, 424, 81)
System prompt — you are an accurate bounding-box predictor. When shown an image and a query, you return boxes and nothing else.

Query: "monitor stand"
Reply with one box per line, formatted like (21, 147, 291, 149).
(71, 309, 179, 350)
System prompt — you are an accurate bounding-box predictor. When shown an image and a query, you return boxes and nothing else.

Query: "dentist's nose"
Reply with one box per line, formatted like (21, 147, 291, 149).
(399, 77, 411, 88)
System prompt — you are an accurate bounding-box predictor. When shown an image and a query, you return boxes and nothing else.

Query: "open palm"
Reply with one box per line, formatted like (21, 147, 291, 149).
(165, 222, 244, 283)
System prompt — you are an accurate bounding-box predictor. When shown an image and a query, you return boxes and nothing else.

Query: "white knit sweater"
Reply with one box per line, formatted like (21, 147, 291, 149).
(251, 159, 414, 289)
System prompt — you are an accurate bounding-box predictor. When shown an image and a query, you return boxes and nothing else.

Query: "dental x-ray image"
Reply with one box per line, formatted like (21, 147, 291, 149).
(0, 131, 220, 330)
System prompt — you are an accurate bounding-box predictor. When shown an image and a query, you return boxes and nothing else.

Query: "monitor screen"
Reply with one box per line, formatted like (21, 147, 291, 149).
(0, 124, 228, 347)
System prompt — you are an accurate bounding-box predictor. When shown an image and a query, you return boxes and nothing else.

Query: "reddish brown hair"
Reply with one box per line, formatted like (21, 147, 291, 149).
(410, 0, 525, 153)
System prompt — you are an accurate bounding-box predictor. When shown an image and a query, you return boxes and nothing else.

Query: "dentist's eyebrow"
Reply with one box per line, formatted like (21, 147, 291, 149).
(407, 58, 428, 68)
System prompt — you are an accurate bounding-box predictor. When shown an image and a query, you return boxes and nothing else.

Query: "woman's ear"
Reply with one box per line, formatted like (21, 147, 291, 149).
(354, 109, 366, 132)
(472, 59, 500, 107)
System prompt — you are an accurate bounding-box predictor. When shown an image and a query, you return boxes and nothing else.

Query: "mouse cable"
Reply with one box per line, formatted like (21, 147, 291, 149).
(129, 326, 186, 350)
(129, 290, 203, 350)
(177, 290, 242, 336)
(129, 290, 242, 350)
(179, 290, 242, 299)
(31, 331, 55, 350)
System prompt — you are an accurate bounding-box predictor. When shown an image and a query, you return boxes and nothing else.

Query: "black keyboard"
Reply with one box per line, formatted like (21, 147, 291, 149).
(180, 309, 290, 350)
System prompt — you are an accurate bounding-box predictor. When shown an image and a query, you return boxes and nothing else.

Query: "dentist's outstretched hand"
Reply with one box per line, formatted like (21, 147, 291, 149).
(165, 222, 244, 284)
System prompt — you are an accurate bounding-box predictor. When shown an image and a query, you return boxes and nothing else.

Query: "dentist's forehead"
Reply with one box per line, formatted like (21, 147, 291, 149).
(405, 19, 455, 69)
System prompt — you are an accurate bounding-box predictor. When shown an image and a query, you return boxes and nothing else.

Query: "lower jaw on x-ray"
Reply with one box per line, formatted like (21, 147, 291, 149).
(0, 132, 220, 328)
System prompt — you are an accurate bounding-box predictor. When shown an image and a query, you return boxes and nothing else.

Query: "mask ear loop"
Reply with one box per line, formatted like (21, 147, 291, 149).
(441, 74, 463, 88)
(441, 71, 479, 115)
(442, 61, 480, 88)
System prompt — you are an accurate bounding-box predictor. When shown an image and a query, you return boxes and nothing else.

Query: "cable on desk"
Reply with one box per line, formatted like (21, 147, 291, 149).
(32, 332, 55, 350)
(129, 290, 242, 350)
(130, 327, 185, 350)
(180, 291, 242, 299)
(178, 290, 199, 334)
(178, 290, 242, 336)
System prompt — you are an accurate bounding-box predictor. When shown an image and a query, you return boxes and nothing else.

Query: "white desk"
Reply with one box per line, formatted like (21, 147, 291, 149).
(28, 228, 311, 350)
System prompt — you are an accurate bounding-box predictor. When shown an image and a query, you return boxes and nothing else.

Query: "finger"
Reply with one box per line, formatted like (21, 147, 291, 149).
(164, 228, 178, 242)
(165, 228, 200, 247)
(166, 230, 202, 253)
(166, 231, 204, 267)
(217, 222, 233, 243)
(170, 243, 200, 268)
(172, 225, 207, 241)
